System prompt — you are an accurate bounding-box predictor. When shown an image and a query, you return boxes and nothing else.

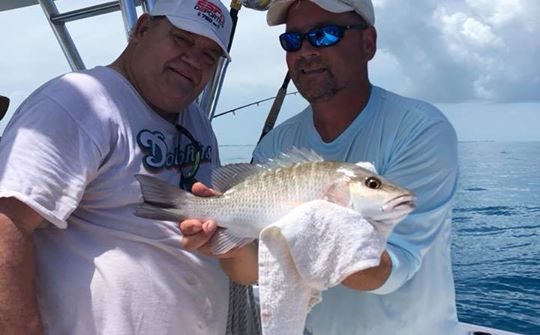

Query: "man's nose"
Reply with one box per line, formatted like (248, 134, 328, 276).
(297, 39, 321, 58)
(180, 51, 204, 71)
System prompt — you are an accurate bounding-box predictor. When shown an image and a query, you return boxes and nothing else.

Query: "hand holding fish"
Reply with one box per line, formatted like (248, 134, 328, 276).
(178, 182, 244, 258)
(179, 182, 259, 283)
(180, 218, 218, 255)
(179, 182, 220, 256)
(181, 216, 258, 262)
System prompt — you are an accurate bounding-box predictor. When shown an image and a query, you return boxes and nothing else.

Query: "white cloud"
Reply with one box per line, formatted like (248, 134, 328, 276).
(461, 17, 501, 47)
(369, 49, 413, 93)
(373, 0, 539, 103)
(465, 0, 524, 25)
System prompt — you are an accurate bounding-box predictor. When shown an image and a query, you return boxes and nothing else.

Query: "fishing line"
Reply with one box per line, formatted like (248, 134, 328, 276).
(212, 90, 298, 118)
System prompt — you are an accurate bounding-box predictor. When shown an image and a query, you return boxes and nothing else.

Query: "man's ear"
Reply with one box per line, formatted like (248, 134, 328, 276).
(362, 26, 377, 60)
(130, 14, 153, 42)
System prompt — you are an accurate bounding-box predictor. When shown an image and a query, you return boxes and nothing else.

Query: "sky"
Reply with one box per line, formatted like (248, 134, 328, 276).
(0, 0, 539, 146)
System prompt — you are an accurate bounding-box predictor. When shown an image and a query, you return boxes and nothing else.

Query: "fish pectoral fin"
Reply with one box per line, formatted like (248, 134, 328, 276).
(323, 181, 352, 208)
(209, 228, 254, 255)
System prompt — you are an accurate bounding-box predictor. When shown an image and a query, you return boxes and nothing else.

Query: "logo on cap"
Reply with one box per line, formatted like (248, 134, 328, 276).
(194, 0, 225, 29)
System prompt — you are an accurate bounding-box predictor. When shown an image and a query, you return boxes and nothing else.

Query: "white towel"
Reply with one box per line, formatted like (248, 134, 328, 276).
(257, 200, 389, 335)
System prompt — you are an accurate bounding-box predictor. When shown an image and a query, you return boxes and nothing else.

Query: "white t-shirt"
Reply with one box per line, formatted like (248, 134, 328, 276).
(0, 66, 229, 335)
(253, 86, 460, 335)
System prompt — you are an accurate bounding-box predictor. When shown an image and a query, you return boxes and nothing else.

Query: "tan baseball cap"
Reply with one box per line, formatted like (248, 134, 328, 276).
(267, 0, 375, 27)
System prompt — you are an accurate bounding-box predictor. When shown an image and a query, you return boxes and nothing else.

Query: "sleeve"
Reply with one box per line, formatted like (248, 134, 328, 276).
(0, 97, 104, 228)
(369, 116, 458, 294)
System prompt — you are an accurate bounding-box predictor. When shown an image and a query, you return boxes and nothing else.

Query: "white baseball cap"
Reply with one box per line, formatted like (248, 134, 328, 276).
(150, 0, 232, 60)
(267, 0, 375, 27)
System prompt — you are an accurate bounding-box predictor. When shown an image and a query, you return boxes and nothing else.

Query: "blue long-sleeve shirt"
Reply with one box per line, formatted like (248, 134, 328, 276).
(253, 85, 459, 335)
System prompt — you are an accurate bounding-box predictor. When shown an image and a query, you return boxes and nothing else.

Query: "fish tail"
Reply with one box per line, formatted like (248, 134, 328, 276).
(135, 174, 194, 208)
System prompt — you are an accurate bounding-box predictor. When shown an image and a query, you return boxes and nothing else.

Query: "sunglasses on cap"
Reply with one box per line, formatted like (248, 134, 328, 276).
(279, 23, 368, 52)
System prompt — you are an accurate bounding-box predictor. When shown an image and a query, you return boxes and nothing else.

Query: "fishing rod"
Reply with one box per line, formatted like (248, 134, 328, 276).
(256, 72, 291, 144)
(244, 71, 293, 166)
(202, 0, 272, 119)
(212, 89, 298, 119)
(199, 0, 294, 147)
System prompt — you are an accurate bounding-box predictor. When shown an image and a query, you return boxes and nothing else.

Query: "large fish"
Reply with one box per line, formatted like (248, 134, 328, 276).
(135, 149, 415, 254)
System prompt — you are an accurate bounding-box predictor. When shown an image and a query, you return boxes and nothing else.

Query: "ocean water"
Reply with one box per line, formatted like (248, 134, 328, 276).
(452, 142, 540, 335)
(220, 141, 540, 335)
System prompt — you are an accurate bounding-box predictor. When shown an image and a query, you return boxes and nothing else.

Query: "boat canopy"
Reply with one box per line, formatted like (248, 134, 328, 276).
(0, 1, 145, 12)
(0, 1, 53, 12)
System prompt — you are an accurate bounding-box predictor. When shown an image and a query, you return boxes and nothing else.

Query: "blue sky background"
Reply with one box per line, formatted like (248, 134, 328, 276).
(0, 0, 539, 146)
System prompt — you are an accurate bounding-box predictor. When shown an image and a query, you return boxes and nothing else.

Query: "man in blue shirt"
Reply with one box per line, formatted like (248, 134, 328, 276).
(181, 0, 459, 333)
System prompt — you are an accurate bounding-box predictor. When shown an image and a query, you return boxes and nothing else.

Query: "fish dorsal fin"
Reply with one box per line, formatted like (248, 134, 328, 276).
(260, 146, 324, 169)
(212, 163, 262, 193)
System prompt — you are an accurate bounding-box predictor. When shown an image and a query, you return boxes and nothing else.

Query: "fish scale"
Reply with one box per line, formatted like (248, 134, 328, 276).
(195, 161, 352, 231)
(159, 161, 342, 237)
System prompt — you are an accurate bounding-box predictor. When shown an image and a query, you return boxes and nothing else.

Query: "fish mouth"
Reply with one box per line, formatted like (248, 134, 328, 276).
(382, 194, 416, 213)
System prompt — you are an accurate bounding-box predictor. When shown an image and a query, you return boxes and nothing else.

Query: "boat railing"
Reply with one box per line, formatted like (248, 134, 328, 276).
(35, 0, 153, 70)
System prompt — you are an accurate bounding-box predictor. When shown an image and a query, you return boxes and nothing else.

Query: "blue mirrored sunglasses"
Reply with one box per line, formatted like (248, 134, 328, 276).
(279, 24, 368, 52)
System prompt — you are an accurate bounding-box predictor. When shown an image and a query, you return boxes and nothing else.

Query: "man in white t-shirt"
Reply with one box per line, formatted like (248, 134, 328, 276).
(180, 0, 460, 334)
(0, 0, 234, 334)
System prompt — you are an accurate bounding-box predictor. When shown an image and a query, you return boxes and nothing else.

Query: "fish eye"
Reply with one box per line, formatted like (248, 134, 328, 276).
(365, 177, 382, 189)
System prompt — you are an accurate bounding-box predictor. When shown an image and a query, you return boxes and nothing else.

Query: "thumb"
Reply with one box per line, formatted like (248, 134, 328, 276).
(191, 182, 221, 197)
